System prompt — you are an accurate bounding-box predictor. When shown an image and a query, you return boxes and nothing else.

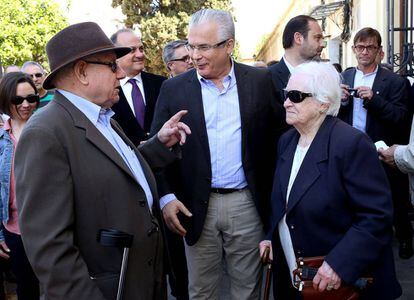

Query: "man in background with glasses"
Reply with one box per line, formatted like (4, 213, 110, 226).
(151, 8, 286, 299)
(21, 61, 54, 108)
(339, 27, 413, 259)
(163, 40, 194, 78)
(110, 29, 167, 146)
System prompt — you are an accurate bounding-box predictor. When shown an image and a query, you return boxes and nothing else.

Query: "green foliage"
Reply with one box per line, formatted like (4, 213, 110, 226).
(0, 0, 68, 69)
(112, 0, 234, 76)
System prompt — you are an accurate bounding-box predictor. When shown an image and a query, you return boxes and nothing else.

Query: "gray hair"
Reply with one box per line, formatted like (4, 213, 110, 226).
(189, 9, 235, 41)
(110, 28, 136, 44)
(291, 61, 341, 116)
(162, 40, 187, 65)
(21, 61, 45, 73)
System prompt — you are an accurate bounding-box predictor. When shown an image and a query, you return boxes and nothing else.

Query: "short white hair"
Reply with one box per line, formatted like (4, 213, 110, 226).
(189, 9, 235, 41)
(291, 61, 341, 116)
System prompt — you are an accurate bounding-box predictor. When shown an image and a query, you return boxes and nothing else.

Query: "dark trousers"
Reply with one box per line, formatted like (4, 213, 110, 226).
(165, 229, 189, 300)
(3, 229, 39, 300)
(386, 167, 413, 241)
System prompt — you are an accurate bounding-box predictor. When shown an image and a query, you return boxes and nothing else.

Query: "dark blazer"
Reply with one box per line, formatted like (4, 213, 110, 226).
(112, 71, 167, 146)
(338, 65, 411, 145)
(151, 62, 286, 245)
(15, 92, 177, 300)
(270, 116, 401, 300)
(268, 58, 290, 101)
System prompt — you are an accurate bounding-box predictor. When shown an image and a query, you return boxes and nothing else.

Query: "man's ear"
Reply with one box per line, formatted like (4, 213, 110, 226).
(73, 60, 89, 85)
(166, 62, 172, 72)
(294, 32, 304, 45)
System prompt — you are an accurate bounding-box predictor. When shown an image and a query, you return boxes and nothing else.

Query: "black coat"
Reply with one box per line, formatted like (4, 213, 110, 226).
(270, 117, 401, 300)
(112, 71, 167, 146)
(268, 57, 290, 102)
(151, 62, 286, 245)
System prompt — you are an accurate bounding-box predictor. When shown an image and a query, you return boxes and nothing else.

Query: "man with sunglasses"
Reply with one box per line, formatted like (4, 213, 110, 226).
(110, 29, 167, 146)
(14, 22, 190, 300)
(338, 27, 413, 259)
(151, 9, 285, 299)
(269, 15, 325, 102)
(163, 40, 194, 78)
(21, 61, 54, 108)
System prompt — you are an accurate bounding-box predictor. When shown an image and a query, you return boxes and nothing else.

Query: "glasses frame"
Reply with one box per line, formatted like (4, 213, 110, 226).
(28, 73, 44, 79)
(185, 39, 228, 52)
(169, 55, 191, 63)
(284, 90, 314, 103)
(83, 60, 118, 73)
(353, 44, 380, 53)
(11, 94, 40, 105)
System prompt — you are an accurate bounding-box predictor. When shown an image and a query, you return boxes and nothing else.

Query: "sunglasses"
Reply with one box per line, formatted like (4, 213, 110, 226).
(11, 95, 40, 105)
(284, 90, 313, 103)
(28, 73, 44, 79)
(83, 60, 118, 73)
(170, 55, 190, 63)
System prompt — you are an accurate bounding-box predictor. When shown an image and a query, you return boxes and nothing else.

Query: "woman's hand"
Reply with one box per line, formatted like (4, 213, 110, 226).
(0, 241, 10, 259)
(313, 261, 341, 292)
(259, 240, 273, 263)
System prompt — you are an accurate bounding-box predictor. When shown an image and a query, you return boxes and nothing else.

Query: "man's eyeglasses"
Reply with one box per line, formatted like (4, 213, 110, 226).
(353, 45, 379, 53)
(284, 90, 313, 103)
(11, 95, 40, 105)
(185, 39, 228, 52)
(28, 73, 44, 79)
(170, 55, 190, 63)
(83, 60, 118, 73)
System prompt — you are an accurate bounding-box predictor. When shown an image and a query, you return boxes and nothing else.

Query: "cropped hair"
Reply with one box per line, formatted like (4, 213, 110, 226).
(189, 9, 235, 41)
(162, 40, 187, 64)
(282, 15, 317, 49)
(110, 28, 137, 44)
(291, 61, 341, 116)
(353, 27, 382, 46)
(21, 61, 45, 73)
(0, 72, 39, 116)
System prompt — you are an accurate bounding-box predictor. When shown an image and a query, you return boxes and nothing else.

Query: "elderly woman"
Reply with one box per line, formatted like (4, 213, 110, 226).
(0, 72, 40, 299)
(260, 62, 401, 299)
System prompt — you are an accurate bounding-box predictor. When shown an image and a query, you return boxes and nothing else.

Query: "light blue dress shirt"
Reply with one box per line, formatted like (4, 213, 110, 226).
(58, 89, 154, 211)
(159, 62, 247, 209)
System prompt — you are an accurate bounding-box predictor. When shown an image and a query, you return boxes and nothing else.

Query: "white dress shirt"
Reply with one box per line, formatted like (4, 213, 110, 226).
(119, 73, 147, 116)
(352, 66, 378, 133)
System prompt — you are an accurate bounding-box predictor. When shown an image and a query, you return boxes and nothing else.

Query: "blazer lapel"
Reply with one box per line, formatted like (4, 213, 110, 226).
(234, 62, 253, 161)
(278, 58, 290, 89)
(54, 92, 136, 181)
(185, 71, 211, 163)
(111, 119, 158, 197)
(286, 117, 335, 213)
(367, 66, 387, 131)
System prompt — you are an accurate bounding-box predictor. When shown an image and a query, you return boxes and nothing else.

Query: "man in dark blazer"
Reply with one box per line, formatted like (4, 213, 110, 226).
(269, 15, 325, 101)
(338, 27, 413, 259)
(110, 29, 167, 146)
(14, 22, 189, 300)
(151, 9, 285, 300)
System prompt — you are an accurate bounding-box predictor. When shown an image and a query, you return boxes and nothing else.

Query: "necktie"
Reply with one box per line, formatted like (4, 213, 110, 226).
(128, 78, 145, 128)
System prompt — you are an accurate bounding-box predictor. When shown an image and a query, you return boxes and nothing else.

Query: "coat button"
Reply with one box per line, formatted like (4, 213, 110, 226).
(139, 200, 146, 207)
(296, 250, 302, 255)
(290, 225, 295, 230)
(147, 258, 153, 266)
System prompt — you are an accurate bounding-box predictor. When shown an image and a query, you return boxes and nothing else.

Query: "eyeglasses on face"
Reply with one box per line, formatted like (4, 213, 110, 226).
(284, 90, 313, 103)
(185, 39, 228, 52)
(353, 45, 379, 53)
(28, 73, 44, 79)
(11, 94, 40, 105)
(83, 60, 118, 73)
(170, 55, 190, 63)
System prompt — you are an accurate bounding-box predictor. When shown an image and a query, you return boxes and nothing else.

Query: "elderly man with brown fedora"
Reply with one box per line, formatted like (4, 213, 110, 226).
(14, 22, 190, 300)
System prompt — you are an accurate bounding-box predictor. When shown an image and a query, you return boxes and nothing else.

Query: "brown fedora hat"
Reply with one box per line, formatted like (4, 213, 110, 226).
(43, 22, 131, 90)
